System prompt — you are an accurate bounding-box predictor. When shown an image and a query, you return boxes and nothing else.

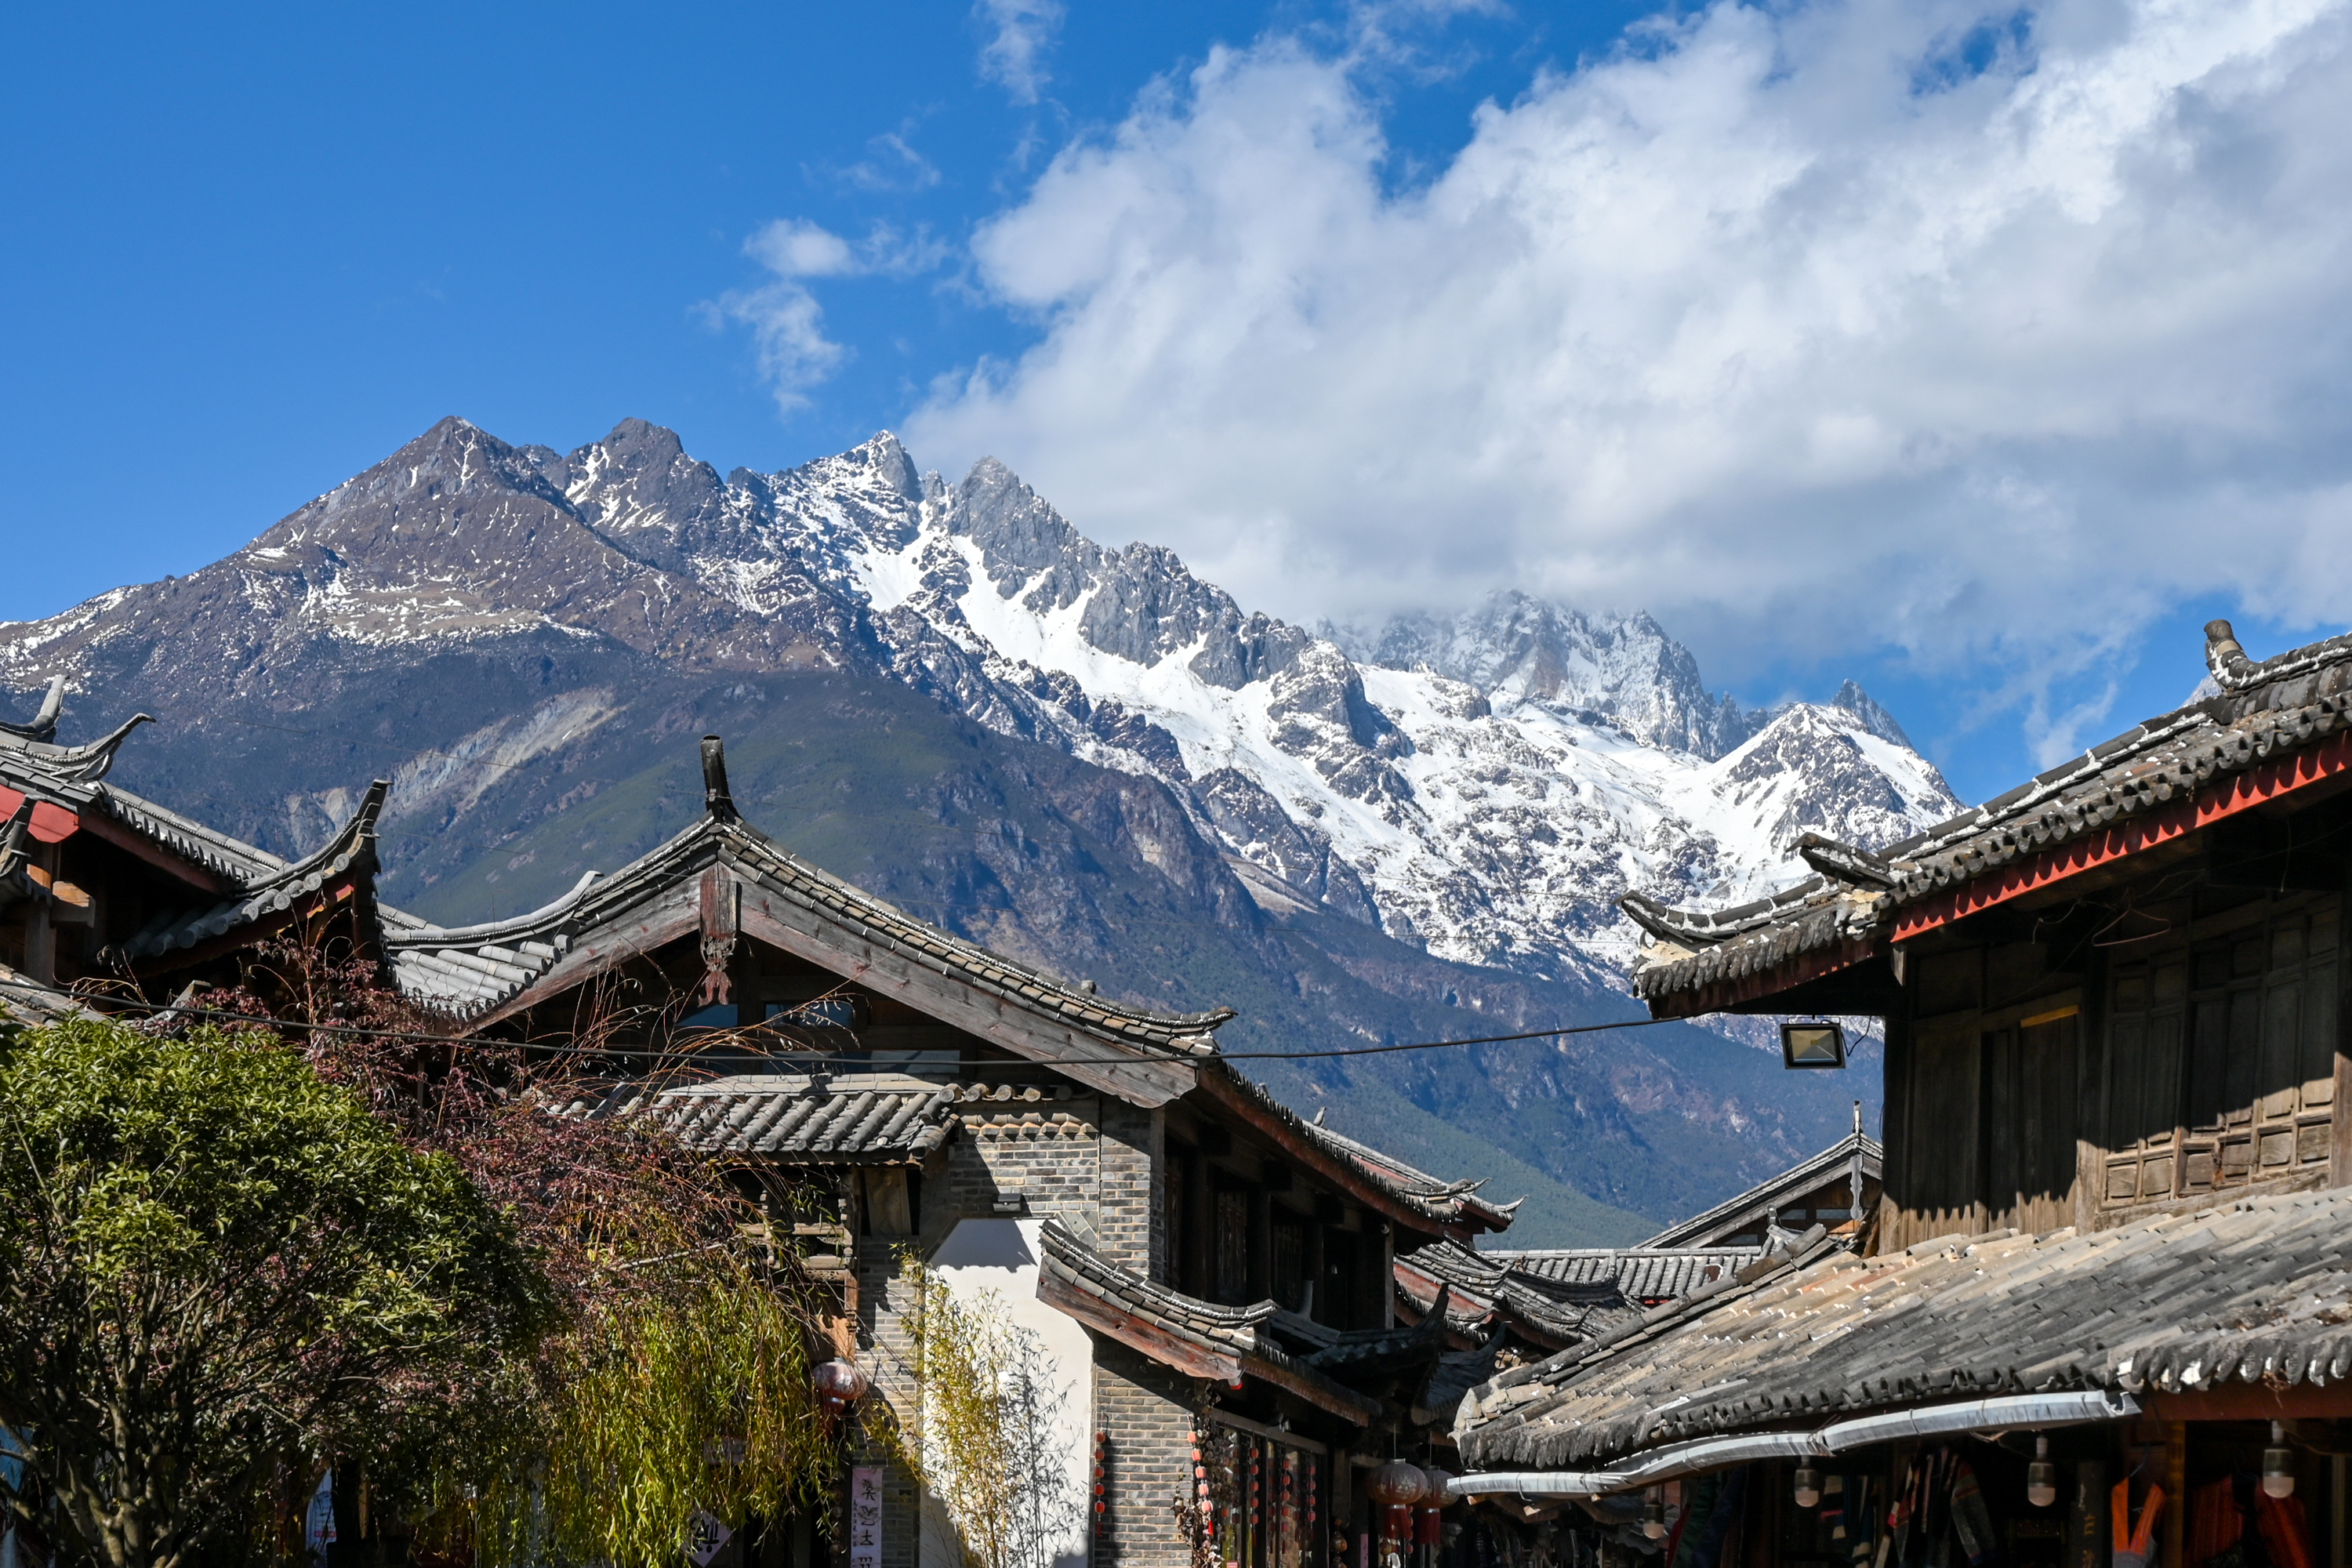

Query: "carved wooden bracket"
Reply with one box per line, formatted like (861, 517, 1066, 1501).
(697, 865, 739, 1006)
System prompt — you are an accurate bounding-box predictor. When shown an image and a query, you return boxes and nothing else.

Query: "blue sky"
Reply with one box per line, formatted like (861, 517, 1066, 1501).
(5, 0, 2350, 808)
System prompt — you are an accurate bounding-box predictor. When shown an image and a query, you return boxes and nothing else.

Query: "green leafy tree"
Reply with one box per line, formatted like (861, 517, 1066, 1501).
(174, 940, 846, 1568)
(0, 1018, 550, 1568)
(887, 1260, 1085, 1568)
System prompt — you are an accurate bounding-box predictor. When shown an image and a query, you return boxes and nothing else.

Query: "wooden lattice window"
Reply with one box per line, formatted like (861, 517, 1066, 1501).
(1214, 1187, 1250, 1303)
(1270, 1220, 1306, 1312)
(2103, 899, 2339, 1207)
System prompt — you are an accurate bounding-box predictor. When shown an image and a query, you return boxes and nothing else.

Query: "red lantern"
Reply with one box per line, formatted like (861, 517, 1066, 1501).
(1365, 1463, 1428, 1508)
(1419, 1468, 1456, 1511)
(814, 1359, 871, 1419)
(1368, 1461, 1427, 1553)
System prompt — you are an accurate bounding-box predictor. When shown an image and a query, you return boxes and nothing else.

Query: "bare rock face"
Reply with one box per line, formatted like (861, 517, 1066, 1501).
(0, 416, 1969, 1240)
(0, 414, 1960, 1000)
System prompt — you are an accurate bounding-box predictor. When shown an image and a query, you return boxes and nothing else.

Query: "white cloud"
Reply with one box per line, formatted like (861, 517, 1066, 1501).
(977, 0, 1065, 105)
(900, 0, 2352, 750)
(717, 220, 952, 413)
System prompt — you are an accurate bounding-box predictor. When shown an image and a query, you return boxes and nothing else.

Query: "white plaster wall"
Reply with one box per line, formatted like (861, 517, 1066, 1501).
(917, 1219, 1094, 1568)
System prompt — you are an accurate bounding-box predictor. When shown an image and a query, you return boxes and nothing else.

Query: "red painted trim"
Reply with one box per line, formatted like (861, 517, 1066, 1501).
(1892, 729, 2352, 942)
(27, 802, 77, 844)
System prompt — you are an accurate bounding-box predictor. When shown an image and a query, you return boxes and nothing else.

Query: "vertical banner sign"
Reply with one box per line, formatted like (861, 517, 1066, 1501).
(851, 1466, 884, 1568)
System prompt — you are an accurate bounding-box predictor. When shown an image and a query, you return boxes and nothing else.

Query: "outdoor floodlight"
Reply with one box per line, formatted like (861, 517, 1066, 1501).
(2026, 1437, 2056, 1509)
(1780, 1020, 1847, 1070)
(2264, 1423, 2296, 1498)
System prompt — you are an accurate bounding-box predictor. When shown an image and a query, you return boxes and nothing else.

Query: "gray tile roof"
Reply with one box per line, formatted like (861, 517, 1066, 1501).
(1033, 1220, 1388, 1423)
(380, 812, 1234, 1053)
(0, 960, 96, 1025)
(121, 782, 387, 959)
(1625, 620, 2352, 1007)
(86, 788, 289, 884)
(1454, 1186, 2352, 1472)
(555, 1071, 960, 1164)
(1396, 1241, 1638, 1348)
(1, 691, 390, 966)
(1203, 1083, 1518, 1233)
(379, 873, 594, 1014)
(1492, 1247, 1765, 1304)
(1638, 1127, 1881, 1248)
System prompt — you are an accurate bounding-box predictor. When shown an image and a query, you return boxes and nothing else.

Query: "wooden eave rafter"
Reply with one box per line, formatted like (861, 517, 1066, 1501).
(462, 847, 1203, 1106)
(1653, 728, 2352, 1018)
(1192, 1068, 1476, 1241)
(75, 810, 241, 895)
(1035, 1270, 1381, 1425)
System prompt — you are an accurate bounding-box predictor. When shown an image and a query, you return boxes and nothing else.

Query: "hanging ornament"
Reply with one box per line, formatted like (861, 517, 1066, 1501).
(2264, 1424, 2297, 1499)
(2025, 1437, 2056, 1509)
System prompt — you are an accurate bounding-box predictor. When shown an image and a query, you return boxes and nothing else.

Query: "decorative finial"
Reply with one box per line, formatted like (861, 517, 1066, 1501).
(0, 677, 66, 744)
(700, 735, 737, 822)
(2205, 619, 2252, 690)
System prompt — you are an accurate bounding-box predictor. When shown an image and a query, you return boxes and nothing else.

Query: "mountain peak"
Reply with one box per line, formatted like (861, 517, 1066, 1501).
(1335, 591, 1744, 757)
(597, 417, 688, 465)
(1829, 678, 1913, 749)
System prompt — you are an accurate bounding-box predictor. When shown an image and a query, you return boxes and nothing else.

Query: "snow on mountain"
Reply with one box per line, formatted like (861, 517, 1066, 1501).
(775, 435, 1965, 990)
(0, 417, 1962, 1007)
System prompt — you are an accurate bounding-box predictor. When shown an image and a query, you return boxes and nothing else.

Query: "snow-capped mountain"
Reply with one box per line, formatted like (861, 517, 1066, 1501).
(0, 416, 1964, 1236)
(872, 451, 1957, 985)
(0, 417, 1956, 1001)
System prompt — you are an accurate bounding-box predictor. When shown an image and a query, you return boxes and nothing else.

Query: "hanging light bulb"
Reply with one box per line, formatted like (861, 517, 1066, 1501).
(2027, 1437, 2057, 1509)
(1793, 1463, 1822, 1510)
(2263, 1423, 2296, 1499)
(1642, 1490, 1667, 1541)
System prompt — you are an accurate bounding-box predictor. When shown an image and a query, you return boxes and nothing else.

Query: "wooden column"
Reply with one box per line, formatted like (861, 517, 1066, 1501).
(22, 841, 54, 985)
(2332, 865, 2352, 1188)
(1185, 1152, 1213, 1294)
(1249, 1185, 1273, 1302)
(1879, 1014, 1913, 1251)
(1303, 1211, 1327, 1323)
(2162, 1421, 2187, 1568)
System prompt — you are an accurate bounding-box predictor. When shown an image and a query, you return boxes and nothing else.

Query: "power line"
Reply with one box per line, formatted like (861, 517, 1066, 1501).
(0, 974, 1682, 1065)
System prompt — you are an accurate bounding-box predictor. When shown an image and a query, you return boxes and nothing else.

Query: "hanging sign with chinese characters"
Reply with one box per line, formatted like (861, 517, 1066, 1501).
(849, 1466, 884, 1568)
(687, 1512, 733, 1568)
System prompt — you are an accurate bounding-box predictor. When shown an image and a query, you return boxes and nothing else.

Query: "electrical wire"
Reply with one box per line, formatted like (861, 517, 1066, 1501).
(0, 973, 1684, 1065)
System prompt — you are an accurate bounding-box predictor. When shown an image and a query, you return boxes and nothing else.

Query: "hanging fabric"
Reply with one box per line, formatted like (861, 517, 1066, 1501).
(1950, 1462, 1998, 1568)
(2254, 1489, 2313, 1568)
(1848, 1477, 1878, 1566)
(2187, 1478, 2245, 1568)
(306, 1469, 338, 1563)
(1890, 1455, 1924, 1568)
(2112, 1478, 2165, 1568)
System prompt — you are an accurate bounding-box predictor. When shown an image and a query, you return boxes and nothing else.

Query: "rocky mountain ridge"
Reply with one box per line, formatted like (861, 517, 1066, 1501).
(2, 414, 1958, 1010)
(0, 416, 1961, 1242)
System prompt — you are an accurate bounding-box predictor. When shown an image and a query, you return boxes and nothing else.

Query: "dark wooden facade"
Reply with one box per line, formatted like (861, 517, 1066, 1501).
(1879, 869, 2348, 1249)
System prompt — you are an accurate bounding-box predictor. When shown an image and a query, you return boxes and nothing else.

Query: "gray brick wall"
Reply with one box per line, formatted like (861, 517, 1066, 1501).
(1096, 1099, 1163, 1277)
(938, 1098, 1109, 1237)
(849, 1094, 1185, 1568)
(1090, 1338, 1199, 1568)
(851, 1244, 924, 1568)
